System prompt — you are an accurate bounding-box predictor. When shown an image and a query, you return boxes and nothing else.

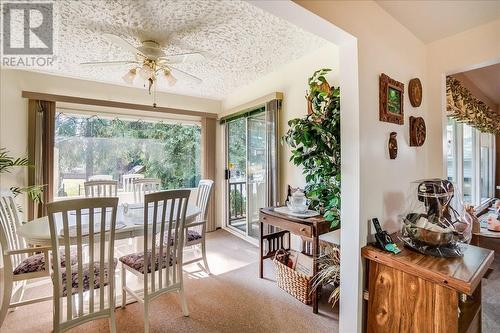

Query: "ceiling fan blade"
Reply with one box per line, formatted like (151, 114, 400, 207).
(158, 52, 205, 64)
(80, 60, 139, 67)
(168, 66, 202, 84)
(103, 33, 144, 56)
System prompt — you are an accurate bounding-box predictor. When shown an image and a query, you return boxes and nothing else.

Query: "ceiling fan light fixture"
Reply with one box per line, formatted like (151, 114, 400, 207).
(122, 68, 137, 85)
(164, 70, 177, 87)
(138, 64, 153, 80)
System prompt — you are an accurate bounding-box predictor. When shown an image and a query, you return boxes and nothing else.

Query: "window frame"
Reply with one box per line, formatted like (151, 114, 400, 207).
(446, 117, 496, 206)
(53, 107, 202, 199)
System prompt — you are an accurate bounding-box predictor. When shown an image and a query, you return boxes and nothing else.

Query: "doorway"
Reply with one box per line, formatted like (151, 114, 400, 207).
(225, 109, 266, 242)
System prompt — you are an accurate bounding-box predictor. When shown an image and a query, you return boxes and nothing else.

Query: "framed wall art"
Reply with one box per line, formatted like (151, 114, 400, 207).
(379, 73, 404, 125)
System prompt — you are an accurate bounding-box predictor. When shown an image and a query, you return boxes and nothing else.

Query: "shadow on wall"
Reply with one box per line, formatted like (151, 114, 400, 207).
(383, 191, 406, 233)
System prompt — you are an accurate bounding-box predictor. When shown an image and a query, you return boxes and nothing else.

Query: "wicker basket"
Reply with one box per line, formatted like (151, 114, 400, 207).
(273, 257, 312, 305)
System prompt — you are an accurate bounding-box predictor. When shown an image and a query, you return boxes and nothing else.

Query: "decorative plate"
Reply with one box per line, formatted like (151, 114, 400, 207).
(409, 116, 426, 146)
(409, 78, 422, 107)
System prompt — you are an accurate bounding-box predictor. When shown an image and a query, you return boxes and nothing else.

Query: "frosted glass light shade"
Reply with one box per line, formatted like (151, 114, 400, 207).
(138, 64, 153, 80)
(122, 68, 136, 84)
(165, 72, 177, 86)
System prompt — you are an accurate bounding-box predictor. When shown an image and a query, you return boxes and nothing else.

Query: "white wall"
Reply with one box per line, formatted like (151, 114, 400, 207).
(215, 43, 339, 248)
(296, 1, 428, 234)
(291, 2, 500, 332)
(0, 68, 222, 197)
(271, 1, 428, 332)
(222, 44, 339, 196)
(426, 18, 500, 178)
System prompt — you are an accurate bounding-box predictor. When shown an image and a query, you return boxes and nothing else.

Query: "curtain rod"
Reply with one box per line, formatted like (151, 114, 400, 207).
(22, 91, 218, 119)
(56, 106, 201, 126)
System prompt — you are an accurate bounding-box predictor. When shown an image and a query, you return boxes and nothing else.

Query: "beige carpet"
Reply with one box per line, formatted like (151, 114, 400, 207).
(1, 230, 338, 333)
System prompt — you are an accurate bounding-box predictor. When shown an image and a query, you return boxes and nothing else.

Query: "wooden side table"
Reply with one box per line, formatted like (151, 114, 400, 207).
(259, 207, 333, 314)
(362, 243, 494, 333)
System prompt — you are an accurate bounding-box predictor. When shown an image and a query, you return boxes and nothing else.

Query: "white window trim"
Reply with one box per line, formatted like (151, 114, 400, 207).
(447, 118, 496, 206)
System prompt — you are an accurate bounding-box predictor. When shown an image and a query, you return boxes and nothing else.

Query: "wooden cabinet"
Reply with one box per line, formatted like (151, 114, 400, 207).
(362, 244, 494, 333)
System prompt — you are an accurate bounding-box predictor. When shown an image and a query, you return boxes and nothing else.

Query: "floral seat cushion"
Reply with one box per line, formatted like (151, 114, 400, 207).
(13, 249, 78, 275)
(61, 259, 117, 297)
(119, 248, 174, 274)
(185, 229, 202, 242)
(162, 229, 202, 246)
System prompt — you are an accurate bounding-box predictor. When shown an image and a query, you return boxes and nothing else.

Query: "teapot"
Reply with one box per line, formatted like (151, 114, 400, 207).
(286, 190, 309, 213)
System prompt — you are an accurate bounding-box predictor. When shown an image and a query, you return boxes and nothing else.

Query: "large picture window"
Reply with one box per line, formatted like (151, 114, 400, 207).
(446, 118, 495, 205)
(54, 111, 201, 200)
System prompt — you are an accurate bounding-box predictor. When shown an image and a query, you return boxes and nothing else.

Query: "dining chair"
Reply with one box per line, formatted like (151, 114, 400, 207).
(181, 179, 214, 274)
(84, 180, 118, 198)
(88, 175, 113, 181)
(47, 197, 119, 333)
(120, 190, 191, 333)
(122, 174, 144, 192)
(0, 195, 55, 327)
(132, 178, 161, 204)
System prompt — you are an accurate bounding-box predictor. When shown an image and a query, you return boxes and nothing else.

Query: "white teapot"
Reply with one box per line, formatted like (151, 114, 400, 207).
(286, 190, 309, 213)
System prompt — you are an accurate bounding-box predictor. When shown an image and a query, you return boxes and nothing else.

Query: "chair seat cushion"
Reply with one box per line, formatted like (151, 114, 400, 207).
(186, 229, 202, 242)
(61, 259, 117, 297)
(162, 229, 202, 246)
(13, 249, 78, 275)
(119, 248, 174, 274)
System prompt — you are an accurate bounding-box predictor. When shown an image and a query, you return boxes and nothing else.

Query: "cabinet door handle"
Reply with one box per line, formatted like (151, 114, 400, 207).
(300, 227, 306, 232)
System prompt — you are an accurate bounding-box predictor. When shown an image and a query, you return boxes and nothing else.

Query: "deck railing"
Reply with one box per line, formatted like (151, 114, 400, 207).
(229, 181, 246, 222)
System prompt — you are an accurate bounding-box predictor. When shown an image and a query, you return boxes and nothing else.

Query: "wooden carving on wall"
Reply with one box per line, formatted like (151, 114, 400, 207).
(379, 73, 404, 125)
(409, 78, 422, 107)
(388, 132, 398, 159)
(409, 116, 426, 146)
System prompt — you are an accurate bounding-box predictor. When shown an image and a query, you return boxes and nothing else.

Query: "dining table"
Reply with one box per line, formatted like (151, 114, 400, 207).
(18, 201, 201, 246)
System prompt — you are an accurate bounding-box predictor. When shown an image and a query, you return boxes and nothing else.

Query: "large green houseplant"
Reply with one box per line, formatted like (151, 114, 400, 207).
(283, 68, 341, 228)
(0, 148, 43, 204)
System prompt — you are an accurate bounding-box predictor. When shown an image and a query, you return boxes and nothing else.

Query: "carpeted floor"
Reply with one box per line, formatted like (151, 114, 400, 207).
(3, 230, 499, 333)
(1, 230, 338, 333)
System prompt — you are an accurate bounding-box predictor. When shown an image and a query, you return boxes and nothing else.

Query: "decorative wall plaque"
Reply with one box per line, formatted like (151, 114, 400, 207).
(379, 73, 404, 125)
(409, 78, 422, 107)
(388, 132, 398, 159)
(409, 116, 426, 146)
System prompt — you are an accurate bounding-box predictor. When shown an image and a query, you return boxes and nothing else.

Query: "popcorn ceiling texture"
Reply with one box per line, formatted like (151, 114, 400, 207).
(15, 0, 327, 100)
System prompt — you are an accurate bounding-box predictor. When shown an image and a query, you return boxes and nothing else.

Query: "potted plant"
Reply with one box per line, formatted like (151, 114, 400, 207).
(283, 68, 341, 228)
(283, 69, 341, 307)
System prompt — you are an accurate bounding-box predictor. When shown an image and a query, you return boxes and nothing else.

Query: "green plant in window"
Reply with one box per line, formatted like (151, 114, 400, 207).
(283, 68, 341, 228)
(0, 148, 43, 204)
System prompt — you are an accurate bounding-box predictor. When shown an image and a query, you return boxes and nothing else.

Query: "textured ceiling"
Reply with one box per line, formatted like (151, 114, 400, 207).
(9, 0, 326, 100)
(377, 1, 500, 43)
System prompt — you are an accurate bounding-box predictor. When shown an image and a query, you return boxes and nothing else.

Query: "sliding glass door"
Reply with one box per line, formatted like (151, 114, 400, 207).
(225, 111, 267, 241)
(227, 117, 247, 233)
(247, 113, 266, 239)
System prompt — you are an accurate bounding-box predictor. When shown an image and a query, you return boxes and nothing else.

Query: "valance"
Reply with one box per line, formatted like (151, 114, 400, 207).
(446, 76, 500, 135)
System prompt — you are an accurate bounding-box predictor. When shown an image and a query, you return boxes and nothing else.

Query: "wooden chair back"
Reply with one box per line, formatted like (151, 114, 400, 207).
(133, 178, 161, 204)
(47, 197, 118, 332)
(141, 190, 190, 296)
(84, 180, 118, 198)
(195, 179, 214, 223)
(0, 196, 26, 272)
(122, 174, 144, 192)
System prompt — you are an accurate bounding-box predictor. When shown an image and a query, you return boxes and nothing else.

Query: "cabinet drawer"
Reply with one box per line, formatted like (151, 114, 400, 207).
(260, 213, 312, 238)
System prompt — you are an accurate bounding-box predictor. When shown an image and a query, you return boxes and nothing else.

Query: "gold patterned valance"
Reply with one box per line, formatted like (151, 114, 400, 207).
(446, 76, 500, 135)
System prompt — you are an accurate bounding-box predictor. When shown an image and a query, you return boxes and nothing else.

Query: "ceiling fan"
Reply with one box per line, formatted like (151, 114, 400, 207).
(81, 33, 204, 106)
